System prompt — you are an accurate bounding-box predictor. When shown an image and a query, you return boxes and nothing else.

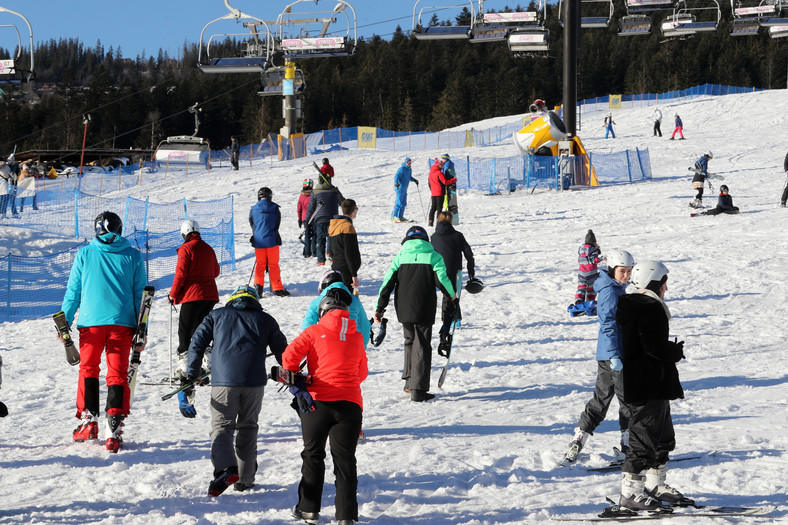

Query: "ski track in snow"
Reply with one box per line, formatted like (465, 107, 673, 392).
(1, 90, 787, 524)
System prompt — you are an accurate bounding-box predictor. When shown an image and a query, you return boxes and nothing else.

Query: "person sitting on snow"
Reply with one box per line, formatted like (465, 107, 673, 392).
(698, 185, 739, 216)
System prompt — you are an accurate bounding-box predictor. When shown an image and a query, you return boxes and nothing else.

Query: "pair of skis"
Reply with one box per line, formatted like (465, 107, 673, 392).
(551, 497, 774, 521)
(53, 286, 155, 409)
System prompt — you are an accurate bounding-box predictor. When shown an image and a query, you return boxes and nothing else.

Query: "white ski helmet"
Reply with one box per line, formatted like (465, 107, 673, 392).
(180, 219, 200, 238)
(704, 151, 713, 159)
(605, 249, 635, 272)
(631, 260, 669, 290)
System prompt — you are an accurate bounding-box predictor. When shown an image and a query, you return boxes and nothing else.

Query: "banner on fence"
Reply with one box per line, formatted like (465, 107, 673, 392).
(609, 95, 622, 109)
(358, 127, 376, 149)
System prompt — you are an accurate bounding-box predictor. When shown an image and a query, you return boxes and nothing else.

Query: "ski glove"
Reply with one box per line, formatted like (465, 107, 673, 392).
(669, 338, 685, 362)
(290, 379, 316, 414)
(414, 179, 419, 186)
(609, 357, 623, 372)
(0, 401, 7, 418)
(394, 184, 399, 189)
(177, 389, 197, 418)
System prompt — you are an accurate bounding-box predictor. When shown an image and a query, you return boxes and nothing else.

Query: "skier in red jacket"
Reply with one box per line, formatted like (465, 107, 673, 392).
(284, 288, 368, 525)
(428, 159, 456, 227)
(168, 219, 220, 378)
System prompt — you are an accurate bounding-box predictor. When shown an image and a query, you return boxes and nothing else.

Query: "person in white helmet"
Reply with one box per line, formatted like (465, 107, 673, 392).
(652, 107, 662, 137)
(615, 261, 687, 512)
(169, 219, 220, 380)
(564, 249, 635, 463)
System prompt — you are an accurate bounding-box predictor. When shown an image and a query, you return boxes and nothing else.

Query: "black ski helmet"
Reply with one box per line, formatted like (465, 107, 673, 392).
(402, 225, 429, 244)
(465, 277, 484, 294)
(720, 184, 729, 192)
(318, 287, 351, 319)
(258, 187, 273, 200)
(94, 211, 123, 238)
(322, 158, 329, 165)
(318, 269, 344, 293)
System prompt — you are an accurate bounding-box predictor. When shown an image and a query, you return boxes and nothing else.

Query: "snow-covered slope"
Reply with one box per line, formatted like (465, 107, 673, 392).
(0, 90, 786, 524)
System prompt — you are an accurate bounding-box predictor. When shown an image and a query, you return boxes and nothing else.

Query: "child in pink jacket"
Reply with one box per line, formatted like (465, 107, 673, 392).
(575, 229, 601, 304)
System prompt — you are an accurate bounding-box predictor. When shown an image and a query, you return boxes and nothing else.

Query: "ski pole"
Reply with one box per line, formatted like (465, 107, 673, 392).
(416, 183, 428, 223)
(247, 260, 257, 287)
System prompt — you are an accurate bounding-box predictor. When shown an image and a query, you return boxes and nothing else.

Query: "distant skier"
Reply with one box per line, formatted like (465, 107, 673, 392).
(652, 107, 662, 137)
(690, 151, 713, 209)
(697, 185, 739, 215)
(781, 150, 788, 207)
(575, 229, 602, 305)
(249, 187, 290, 297)
(59, 211, 147, 452)
(183, 285, 287, 496)
(320, 157, 335, 180)
(604, 113, 616, 139)
(392, 157, 419, 223)
(329, 199, 362, 292)
(564, 250, 635, 463)
(168, 219, 220, 380)
(298, 178, 315, 257)
(616, 261, 687, 511)
(307, 173, 344, 266)
(427, 158, 456, 227)
(230, 136, 240, 171)
(669, 113, 684, 140)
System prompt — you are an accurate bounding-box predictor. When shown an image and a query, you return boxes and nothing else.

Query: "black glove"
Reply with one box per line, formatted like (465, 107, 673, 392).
(0, 401, 7, 417)
(394, 184, 399, 189)
(298, 219, 303, 228)
(414, 179, 419, 186)
(670, 338, 685, 362)
(249, 235, 254, 246)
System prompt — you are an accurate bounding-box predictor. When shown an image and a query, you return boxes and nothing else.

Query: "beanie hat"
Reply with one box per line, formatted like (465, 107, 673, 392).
(584, 229, 596, 246)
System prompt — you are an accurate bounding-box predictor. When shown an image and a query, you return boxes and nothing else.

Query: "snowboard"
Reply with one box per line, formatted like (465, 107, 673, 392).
(437, 320, 457, 388)
(127, 286, 155, 409)
(568, 300, 597, 317)
(53, 311, 80, 366)
(688, 167, 724, 180)
(443, 182, 459, 225)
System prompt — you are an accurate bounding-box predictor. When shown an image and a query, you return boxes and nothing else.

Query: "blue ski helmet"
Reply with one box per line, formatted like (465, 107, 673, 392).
(402, 225, 429, 244)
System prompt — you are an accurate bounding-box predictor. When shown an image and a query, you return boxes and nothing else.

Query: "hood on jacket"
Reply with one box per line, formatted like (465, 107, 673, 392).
(91, 233, 132, 252)
(227, 295, 264, 311)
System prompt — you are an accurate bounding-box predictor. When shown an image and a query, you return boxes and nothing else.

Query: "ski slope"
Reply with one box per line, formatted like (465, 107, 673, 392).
(0, 90, 786, 524)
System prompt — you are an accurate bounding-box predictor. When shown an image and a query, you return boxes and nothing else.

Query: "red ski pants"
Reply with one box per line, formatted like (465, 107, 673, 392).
(76, 325, 134, 417)
(254, 246, 284, 291)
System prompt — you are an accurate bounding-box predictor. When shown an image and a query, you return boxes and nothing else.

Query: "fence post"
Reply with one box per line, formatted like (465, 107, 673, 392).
(73, 189, 79, 237)
(183, 198, 188, 220)
(465, 155, 471, 188)
(625, 150, 633, 183)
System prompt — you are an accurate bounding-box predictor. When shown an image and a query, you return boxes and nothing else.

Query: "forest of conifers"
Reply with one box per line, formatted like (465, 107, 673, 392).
(1, 2, 786, 153)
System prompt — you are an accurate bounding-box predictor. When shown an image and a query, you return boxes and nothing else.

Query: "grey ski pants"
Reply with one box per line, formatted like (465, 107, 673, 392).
(210, 385, 264, 483)
(578, 360, 631, 435)
(402, 322, 433, 391)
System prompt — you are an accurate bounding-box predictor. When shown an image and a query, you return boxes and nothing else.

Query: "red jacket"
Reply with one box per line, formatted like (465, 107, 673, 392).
(297, 190, 311, 222)
(282, 309, 368, 410)
(428, 161, 457, 197)
(320, 164, 335, 179)
(170, 233, 220, 304)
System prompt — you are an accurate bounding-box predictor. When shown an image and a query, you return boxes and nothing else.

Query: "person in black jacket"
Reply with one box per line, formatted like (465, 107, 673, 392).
(230, 136, 240, 171)
(698, 185, 739, 215)
(184, 285, 288, 497)
(329, 199, 362, 292)
(307, 175, 344, 266)
(780, 151, 788, 207)
(430, 211, 475, 326)
(615, 261, 686, 512)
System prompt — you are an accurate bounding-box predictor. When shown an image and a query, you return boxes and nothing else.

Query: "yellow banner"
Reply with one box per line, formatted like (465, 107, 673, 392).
(609, 95, 622, 109)
(464, 130, 475, 147)
(358, 126, 376, 149)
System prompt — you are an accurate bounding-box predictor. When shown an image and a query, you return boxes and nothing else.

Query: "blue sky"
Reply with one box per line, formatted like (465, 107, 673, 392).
(0, 0, 513, 60)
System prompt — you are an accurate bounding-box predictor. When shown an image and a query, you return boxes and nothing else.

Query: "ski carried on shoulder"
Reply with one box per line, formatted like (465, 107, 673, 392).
(551, 497, 775, 521)
(687, 167, 724, 180)
(53, 311, 80, 366)
(437, 320, 457, 388)
(127, 286, 155, 409)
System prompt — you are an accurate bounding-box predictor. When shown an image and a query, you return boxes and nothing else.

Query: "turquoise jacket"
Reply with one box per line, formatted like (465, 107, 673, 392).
(302, 282, 371, 348)
(61, 233, 148, 328)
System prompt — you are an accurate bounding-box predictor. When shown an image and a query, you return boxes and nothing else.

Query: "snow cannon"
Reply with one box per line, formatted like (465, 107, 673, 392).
(513, 110, 567, 155)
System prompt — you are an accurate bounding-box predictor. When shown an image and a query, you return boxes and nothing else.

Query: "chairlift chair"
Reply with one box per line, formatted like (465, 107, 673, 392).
(197, 1, 273, 73)
(558, 0, 616, 29)
(507, 28, 550, 55)
(0, 7, 34, 84)
(769, 23, 788, 36)
(757, 0, 788, 25)
(471, 1, 544, 43)
(258, 66, 306, 97)
(412, 0, 475, 40)
(661, 0, 721, 38)
(276, 0, 357, 58)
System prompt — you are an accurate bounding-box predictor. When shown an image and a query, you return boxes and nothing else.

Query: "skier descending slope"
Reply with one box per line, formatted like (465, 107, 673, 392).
(616, 261, 688, 511)
(59, 211, 147, 452)
(564, 250, 635, 463)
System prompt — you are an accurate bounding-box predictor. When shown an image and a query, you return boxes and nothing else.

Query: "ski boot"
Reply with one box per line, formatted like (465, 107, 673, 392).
(175, 353, 189, 381)
(105, 414, 124, 453)
(688, 198, 703, 209)
(411, 390, 435, 402)
(291, 505, 319, 525)
(208, 467, 240, 497)
(619, 472, 670, 512)
(645, 464, 693, 505)
(233, 482, 255, 492)
(273, 288, 291, 297)
(563, 427, 589, 463)
(72, 410, 99, 441)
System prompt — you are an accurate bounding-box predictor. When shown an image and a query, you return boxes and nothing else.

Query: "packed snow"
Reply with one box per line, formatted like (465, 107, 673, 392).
(1, 90, 787, 524)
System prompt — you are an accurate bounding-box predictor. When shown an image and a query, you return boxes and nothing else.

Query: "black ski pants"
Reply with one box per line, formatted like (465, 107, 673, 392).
(428, 195, 443, 225)
(623, 399, 675, 474)
(177, 300, 217, 356)
(296, 400, 362, 521)
(781, 180, 788, 205)
(654, 120, 662, 137)
(402, 322, 433, 391)
(577, 360, 631, 435)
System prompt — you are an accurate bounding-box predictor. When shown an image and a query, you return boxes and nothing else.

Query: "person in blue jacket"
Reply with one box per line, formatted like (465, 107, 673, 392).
(249, 187, 290, 297)
(59, 211, 147, 450)
(564, 249, 635, 463)
(391, 157, 419, 223)
(302, 270, 371, 348)
(183, 285, 287, 496)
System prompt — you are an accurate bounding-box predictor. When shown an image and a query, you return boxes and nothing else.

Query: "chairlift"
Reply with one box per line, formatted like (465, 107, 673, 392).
(197, 1, 273, 73)
(153, 104, 210, 169)
(0, 7, 34, 84)
(471, 1, 544, 43)
(276, 0, 357, 58)
(507, 28, 550, 55)
(258, 66, 306, 96)
(769, 23, 788, 36)
(756, 0, 788, 25)
(661, 0, 721, 38)
(558, 0, 616, 29)
(412, 1, 475, 40)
